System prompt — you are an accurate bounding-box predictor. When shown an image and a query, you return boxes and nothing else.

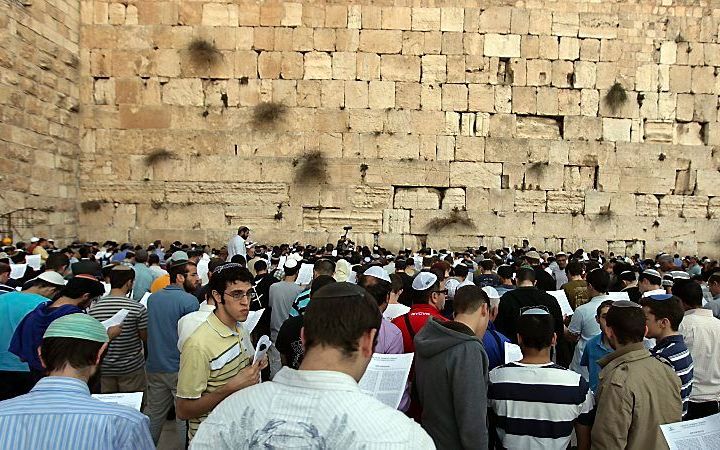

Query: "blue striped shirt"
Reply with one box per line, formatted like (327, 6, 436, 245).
(489, 362, 595, 450)
(0, 377, 154, 450)
(651, 334, 694, 417)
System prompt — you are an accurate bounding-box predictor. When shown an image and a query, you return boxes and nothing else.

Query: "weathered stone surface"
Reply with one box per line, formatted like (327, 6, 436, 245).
(393, 187, 441, 209)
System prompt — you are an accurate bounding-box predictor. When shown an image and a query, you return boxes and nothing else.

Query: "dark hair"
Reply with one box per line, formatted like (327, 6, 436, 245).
(517, 314, 555, 350)
(134, 249, 149, 264)
(394, 259, 407, 270)
(516, 267, 536, 283)
(639, 271, 661, 286)
(480, 259, 494, 271)
(311, 275, 336, 296)
(708, 273, 720, 285)
(208, 258, 224, 274)
(314, 259, 336, 276)
(497, 265, 514, 280)
(46, 253, 70, 272)
(640, 296, 685, 331)
(230, 254, 246, 266)
(453, 264, 469, 278)
(303, 283, 382, 357)
(237, 226, 249, 234)
(109, 268, 135, 290)
(78, 246, 90, 259)
(169, 261, 196, 283)
(596, 299, 614, 316)
(41, 337, 104, 372)
(0, 262, 9, 275)
(254, 259, 268, 273)
(567, 261, 584, 277)
(209, 265, 254, 304)
(672, 280, 703, 308)
(61, 277, 105, 299)
(586, 268, 610, 293)
(360, 278, 392, 307)
(454, 285, 489, 315)
(606, 304, 646, 345)
(148, 253, 160, 265)
(389, 273, 404, 293)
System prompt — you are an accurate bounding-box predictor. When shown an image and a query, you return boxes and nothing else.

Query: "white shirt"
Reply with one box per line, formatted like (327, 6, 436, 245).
(226, 235, 246, 261)
(642, 288, 666, 297)
(191, 368, 435, 449)
(678, 308, 720, 402)
(568, 294, 612, 379)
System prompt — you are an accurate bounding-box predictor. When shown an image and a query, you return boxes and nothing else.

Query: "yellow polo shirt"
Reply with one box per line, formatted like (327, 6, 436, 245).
(177, 312, 253, 441)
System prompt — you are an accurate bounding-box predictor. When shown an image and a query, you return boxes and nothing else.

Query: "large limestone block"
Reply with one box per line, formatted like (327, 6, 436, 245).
(514, 190, 546, 213)
(696, 170, 720, 196)
(381, 55, 421, 82)
(636, 194, 660, 216)
(359, 30, 402, 53)
(484, 34, 521, 58)
(450, 162, 503, 188)
(394, 186, 441, 210)
(563, 166, 595, 191)
(442, 188, 467, 210)
(382, 209, 411, 233)
(546, 191, 585, 214)
(602, 118, 631, 142)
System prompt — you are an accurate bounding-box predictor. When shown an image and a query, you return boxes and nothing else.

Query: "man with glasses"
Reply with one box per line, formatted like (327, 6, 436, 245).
(145, 260, 200, 447)
(591, 300, 681, 450)
(176, 264, 266, 442)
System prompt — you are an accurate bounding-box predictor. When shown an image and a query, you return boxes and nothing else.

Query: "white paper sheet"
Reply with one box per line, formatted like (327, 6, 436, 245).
(92, 392, 143, 411)
(253, 335, 272, 365)
(359, 353, 414, 409)
(549, 290, 574, 316)
(139, 292, 151, 309)
(504, 342, 524, 364)
(661, 412, 720, 449)
(102, 282, 111, 296)
(26, 254, 42, 270)
(197, 258, 210, 286)
(10, 264, 27, 279)
(606, 291, 631, 301)
(383, 303, 410, 321)
(242, 308, 264, 335)
(101, 308, 129, 329)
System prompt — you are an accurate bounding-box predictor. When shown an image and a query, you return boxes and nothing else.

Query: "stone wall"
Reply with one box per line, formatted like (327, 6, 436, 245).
(76, 0, 720, 256)
(0, 0, 81, 242)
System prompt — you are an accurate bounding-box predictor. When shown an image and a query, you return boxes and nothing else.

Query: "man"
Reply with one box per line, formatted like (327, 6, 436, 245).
(525, 251, 556, 291)
(289, 258, 336, 317)
(489, 308, 594, 450)
(703, 272, 720, 317)
(0, 314, 154, 449)
(562, 261, 588, 309)
(591, 300, 681, 450)
(619, 269, 641, 302)
(394, 258, 413, 306)
(144, 260, 200, 446)
(415, 285, 490, 449)
(392, 271, 448, 353)
(191, 282, 434, 449)
(88, 265, 148, 393)
(639, 269, 665, 297)
(358, 266, 403, 355)
(0, 272, 66, 400)
(494, 268, 564, 347)
(640, 294, 694, 418)
(10, 275, 107, 378)
(566, 268, 612, 379)
(579, 300, 614, 392)
(147, 253, 167, 279)
(480, 286, 511, 370)
(0, 262, 13, 294)
(176, 265, 265, 442)
(268, 259, 303, 376)
(32, 238, 50, 263)
(474, 259, 500, 288)
(658, 253, 678, 274)
(551, 252, 569, 289)
(686, 256, 702, 277)
(494, 264, 515, 296)
(226, 226, 249, 261)
(445, 263, 470, 301)
(131, 249, 154, 301)
(251, 259, 277, 340)
(674, 281, 720, 419)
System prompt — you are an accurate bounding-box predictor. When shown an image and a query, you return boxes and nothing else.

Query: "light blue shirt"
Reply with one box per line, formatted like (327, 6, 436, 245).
(146, 285, 199, 373)
(132, 262, 155, 301)
(0, 291, 48, 372)
(568, 294, 612, 379)
(0, 376, 154, 450)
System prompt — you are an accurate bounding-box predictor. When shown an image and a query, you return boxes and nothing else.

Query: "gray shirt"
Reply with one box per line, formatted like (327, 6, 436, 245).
(269, 281, 303, 340)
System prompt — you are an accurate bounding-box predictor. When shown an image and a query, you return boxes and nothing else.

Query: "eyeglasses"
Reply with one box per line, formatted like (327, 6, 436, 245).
(224, 289, 253, 300)
(432, 289, 448, 295)
(611, 300, 641, 308)
(520, 305, 550, 315)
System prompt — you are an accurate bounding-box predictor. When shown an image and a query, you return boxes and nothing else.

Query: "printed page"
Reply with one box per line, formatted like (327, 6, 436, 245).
(359, 353, 414, 409)
(92, 392, 143, 411)
(101, 308, 129, 329)
(548, 290, 574, 316)
(661, 413, 720, 450)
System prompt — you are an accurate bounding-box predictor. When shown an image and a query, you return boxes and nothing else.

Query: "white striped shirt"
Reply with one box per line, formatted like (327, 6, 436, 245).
(489, 362, 595, 450)
(0, 377, 154, 450)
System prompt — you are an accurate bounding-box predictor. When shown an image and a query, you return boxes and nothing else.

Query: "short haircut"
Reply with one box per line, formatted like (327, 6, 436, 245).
(230, 254, 246, 266)
(605, 304, 646, 345)
(517, 314, 555, 351)
(0, 262, 9, 275)
(639, 271, 661, 286)
(709, 273, 720, 285)
(453, 264, 469, 278)
(109, 268, 135, 289)
(134, 249, 149, 263)
(314, 259, 336, 276)
(254, 259, 268, 273)
(310, 275, 336, 296)
(208, 265, 254, 303)
(586, 268, 610, 293)
(61, 277, 105, 299)
(148, 253, 160, 265)
(303, 283, 382, 357)
(516, 267, 536, 283)
(238, 226, 249, 234)
(672, 280, 703, 308)
(169, 261, 196, 283)
(640, 296, 685, 331)
(497, 265, 514, 280)
(389, 273, 404, 293)
(394, 259, 407, 270)
(453, 285, 489, 315)
(41, 337, 104, 372)
(566, 261, 583, 277)
(480, 259, 494, 271)
(596, 300, 614, 317)
(46, 253, 69, 271)
(360, 277, 392, 307)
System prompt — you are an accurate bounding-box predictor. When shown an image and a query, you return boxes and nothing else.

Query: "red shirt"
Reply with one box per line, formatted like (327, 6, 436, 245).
(392, 303, 447, 353)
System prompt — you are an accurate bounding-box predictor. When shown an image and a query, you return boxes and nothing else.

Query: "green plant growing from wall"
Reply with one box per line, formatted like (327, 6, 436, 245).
(426, 207, 476, 232)
(292, 150, 328, 184)
(253, 102, 286, 127)
(80, 200, 104, 212)
(360, 163, 369, 180)
(604, 82, 628, 113)
(187, 38, 222, 67)
(144, 148, 175, 166)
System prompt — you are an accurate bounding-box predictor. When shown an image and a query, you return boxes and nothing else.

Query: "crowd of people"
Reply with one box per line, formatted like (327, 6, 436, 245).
(0, 227, 719, 449)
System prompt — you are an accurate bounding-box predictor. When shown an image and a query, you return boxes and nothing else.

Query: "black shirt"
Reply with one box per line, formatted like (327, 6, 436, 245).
(494, 286, 565, 344)
(276, 315, 304, 369)
(534, 267, 557, 292)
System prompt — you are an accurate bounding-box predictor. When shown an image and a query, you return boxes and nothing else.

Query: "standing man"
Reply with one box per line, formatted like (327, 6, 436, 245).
(88, 265, 148, 394)
(176, 265, 265, 442)
(639, 269, 665, 297)
(268, 259, 303, 376)
(591, 300, 681, 450)
(131, 249, 154, 301)
(0, 262, 13, 294)
(415, 285, 491, 449)
(703, 272, 720, 318)
(674, 281, 720, 419)
(227, 226, 250, 262)
(551, 252, 569, 289)
(358, 267, 404, 355)
(562, 261, 588, 309)
(489, 308, 594, 450)
(392, 271, 448, 353)
(0, 314, 154, 449)
(144, 260, 200, 447)
(579, 300, 614, 392)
